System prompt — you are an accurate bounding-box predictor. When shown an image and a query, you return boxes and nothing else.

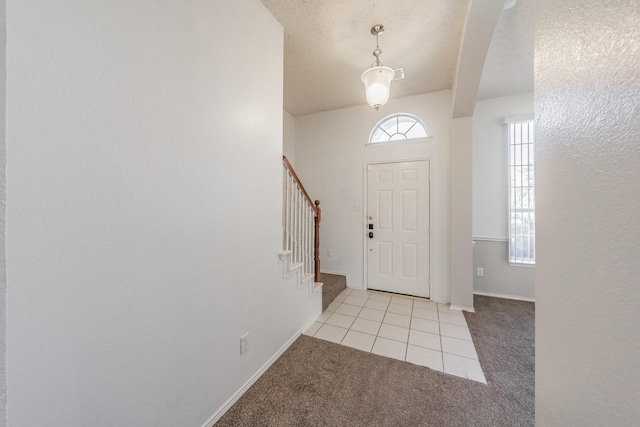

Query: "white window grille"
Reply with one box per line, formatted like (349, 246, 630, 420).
(507, 119, 535, 265)
(369, 113, 428, 143)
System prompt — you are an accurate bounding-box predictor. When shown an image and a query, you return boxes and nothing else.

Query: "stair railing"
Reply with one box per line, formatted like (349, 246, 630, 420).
(282, 156, 320, 283)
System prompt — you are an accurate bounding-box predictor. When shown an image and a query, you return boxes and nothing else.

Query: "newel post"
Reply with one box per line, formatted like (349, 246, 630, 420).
(314, 200, 321, 283)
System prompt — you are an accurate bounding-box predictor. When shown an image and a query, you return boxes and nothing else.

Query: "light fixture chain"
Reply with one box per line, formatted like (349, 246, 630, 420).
(373, 31, 382, 67)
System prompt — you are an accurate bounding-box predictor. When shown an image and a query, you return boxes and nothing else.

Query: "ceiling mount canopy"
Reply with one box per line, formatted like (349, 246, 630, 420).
(360, 24, 404, 111)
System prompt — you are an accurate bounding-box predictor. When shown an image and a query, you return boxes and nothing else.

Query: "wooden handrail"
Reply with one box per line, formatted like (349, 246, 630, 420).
(283, 156, 318, 216)
(283, 155, 321, 282)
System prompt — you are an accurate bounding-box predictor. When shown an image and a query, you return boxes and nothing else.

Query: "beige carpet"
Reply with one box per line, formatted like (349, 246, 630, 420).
(216, 295, 534, 426)
(320, 273, 347, 312)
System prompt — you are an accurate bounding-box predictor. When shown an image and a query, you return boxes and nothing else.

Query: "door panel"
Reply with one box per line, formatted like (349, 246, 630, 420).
(377, 242, 393, 276)
(402, 243, 418, 278)
(402, 190, 417, 231)
(378, 190, 393, 230)
(367, 161, 430, 298)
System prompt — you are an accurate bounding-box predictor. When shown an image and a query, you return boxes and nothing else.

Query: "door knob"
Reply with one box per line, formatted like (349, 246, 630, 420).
(369, 232, 374, 238)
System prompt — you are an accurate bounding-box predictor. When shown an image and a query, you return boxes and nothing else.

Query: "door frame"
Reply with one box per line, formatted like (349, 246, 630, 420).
(362, 157, 433, 296)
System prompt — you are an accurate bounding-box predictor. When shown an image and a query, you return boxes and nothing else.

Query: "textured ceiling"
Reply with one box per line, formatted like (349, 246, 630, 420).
(261, 0, 533, 116)
(261, 0, 471, 116)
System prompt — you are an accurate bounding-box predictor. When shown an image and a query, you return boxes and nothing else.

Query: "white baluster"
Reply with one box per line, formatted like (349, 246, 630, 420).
(307, 206, 314, 274)
(297, 186, 302, 264)
(283, 167, 289, 250)
(282, 160, 320, 281)
(307, 204, 312, 276)
(298, 189, 302, 264)
(307, 206, 313, 274)
(305, 203, 310, 275)
(291, 180, 297, 257)
(286, 172, 292, 253)
(300, 199, 307, 275)
(293, 183, 298, 263)
(291, 184, 300, 263)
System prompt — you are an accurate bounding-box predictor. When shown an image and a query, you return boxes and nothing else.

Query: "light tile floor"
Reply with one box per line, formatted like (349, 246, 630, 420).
(304, 288, 487, 384)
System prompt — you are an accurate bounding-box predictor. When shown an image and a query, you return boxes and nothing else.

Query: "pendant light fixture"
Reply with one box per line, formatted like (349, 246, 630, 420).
(360, 25, 404, 111)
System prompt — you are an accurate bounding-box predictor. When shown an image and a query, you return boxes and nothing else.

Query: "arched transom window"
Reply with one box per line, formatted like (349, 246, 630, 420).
(369, 113, 429, 143)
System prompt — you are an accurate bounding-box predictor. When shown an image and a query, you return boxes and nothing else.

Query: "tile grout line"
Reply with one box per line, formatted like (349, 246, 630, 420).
(403, 299, 414, 361)
(311, 290, 486, 382)
(339, 291, 371, 346)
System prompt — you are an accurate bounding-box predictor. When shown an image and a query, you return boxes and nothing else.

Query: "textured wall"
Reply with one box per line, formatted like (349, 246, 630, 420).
(536, 0, 640, 424)
(5, 1, 317, 426)
(477, 0, 534, 100)
(451, 0, 504, 118)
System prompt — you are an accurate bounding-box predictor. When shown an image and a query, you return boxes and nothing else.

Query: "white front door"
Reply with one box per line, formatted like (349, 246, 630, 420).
(366, 161, 430, 298)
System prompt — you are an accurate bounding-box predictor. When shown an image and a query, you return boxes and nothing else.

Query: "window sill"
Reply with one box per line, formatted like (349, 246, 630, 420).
(508, 261, 535, 268)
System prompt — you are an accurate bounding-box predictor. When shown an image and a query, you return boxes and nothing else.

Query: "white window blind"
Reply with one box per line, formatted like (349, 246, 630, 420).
(507, 119, 535, 265)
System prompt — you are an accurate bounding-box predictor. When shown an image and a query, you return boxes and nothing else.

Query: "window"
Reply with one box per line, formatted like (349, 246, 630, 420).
(508, 119, 535, 265)
(369, 113, 428, 143)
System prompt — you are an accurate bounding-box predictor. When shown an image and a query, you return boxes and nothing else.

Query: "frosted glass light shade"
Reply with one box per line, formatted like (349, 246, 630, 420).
(361, 66, 394, 110)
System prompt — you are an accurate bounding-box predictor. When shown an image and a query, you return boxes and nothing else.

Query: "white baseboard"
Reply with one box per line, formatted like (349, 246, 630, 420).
(474, 291, 535, 302)
(320, 269, 350, 286)
(202, 330, 303, 427)
(449, 305, 475, 313)
(300, 312, 320, 333)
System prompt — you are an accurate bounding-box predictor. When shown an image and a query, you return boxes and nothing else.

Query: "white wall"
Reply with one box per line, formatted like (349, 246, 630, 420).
(450, 117, 474, 309)
(472, 240, 534, 300)
(536, 0, 640, 424)
(472, 93, 534, 300)
(448, 0, 505, 311)
(295, 91, 452, 303)
(473, 93, 533, 239)
(0, 1, 6, 425)
(6, 1, 317, 426)
(283, 110, 296, 166)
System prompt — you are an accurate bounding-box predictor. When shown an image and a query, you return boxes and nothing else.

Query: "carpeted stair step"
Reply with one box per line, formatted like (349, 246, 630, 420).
(320, 273, 347, 312)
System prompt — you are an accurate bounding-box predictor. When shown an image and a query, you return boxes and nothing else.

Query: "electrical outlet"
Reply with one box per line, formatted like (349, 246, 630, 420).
(240, 333, 249, 355)
(477, 267, 484, 277)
